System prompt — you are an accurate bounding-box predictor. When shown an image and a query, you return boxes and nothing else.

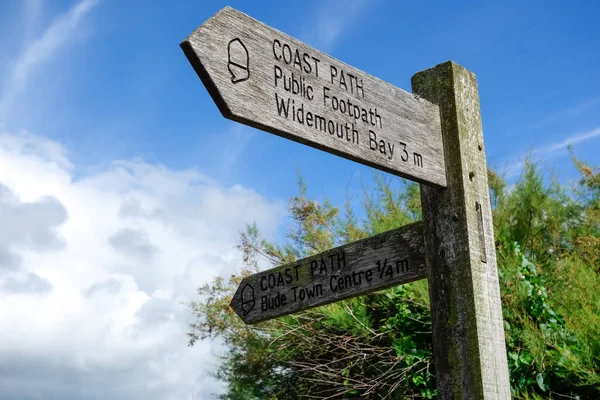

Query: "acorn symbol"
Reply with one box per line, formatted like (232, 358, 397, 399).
(228, 38, 250, 84)
(240, 283, 255, 316)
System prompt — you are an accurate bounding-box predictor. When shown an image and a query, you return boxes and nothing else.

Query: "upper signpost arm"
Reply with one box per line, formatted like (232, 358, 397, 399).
(411, 61, 511, 399)
(180, 6, 447, 188)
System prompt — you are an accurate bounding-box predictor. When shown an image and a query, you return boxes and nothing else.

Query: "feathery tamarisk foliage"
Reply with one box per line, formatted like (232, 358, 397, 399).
(189, 157, 599, 399)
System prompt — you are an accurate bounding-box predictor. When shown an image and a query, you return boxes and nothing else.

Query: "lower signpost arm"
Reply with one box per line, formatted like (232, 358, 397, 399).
(411, 61, 511, 399)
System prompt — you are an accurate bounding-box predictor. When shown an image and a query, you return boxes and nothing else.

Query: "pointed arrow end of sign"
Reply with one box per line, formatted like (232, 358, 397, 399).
(229, 279, 259, 323)
(229, 283, 240, 313)
(228, 296, 237, 317)
(180, 37, 233, 120)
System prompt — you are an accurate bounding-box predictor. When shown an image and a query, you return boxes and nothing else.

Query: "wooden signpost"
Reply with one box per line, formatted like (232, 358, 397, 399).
(181, 6, 511, 399)
(181, 6, 446, 188)
(230, 222, 426, 324)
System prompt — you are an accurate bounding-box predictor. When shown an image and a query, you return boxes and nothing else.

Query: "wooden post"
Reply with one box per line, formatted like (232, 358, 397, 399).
(411, 61, 511, 399)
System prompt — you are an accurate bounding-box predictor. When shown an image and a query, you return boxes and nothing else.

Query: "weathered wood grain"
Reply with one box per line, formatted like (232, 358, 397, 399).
(181, 6, 446, 188)
(412, 61, 511, 399)
(230, 221, 426, 324)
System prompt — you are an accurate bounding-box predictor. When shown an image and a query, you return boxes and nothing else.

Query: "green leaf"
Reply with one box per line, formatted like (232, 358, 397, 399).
(536, 373, 546, 392)
(519, 352, 533, 365)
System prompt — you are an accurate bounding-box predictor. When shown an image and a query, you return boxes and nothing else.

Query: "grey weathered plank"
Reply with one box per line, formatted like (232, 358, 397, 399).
(181, 6, 446, 188)
(230, 221, 426, 324)
(412, 61, 511, 399)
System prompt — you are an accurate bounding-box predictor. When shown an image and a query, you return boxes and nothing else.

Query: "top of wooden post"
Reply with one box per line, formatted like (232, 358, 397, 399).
(412, 61, 511, 399)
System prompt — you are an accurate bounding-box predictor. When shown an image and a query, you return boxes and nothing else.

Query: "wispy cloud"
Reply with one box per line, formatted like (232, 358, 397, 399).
(504, 126, 600, 178)
(0, 0, 99, 116)
(507, 96, 600, 136)
(24, 0, 44, 42)
(537, 127, 600, 155)
(302, 0, 371, 51)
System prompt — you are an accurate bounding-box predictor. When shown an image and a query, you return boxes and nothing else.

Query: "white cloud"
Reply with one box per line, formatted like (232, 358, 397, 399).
(507, 96, 600, 136)
(0, 130, 285, 399)
(536, 127, 600, 155)
(0, 0, 99, 116)
(24, 0, 44, 42)
(503, 126, 600, 179)
(302, 0, 370, 51)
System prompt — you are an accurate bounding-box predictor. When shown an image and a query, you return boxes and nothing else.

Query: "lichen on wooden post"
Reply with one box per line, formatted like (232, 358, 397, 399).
(411, 61, 511, 399)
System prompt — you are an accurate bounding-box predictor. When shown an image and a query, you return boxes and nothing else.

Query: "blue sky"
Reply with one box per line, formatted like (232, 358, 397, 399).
(2, 1, 599, 201)
(0, 1, 598, 399)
